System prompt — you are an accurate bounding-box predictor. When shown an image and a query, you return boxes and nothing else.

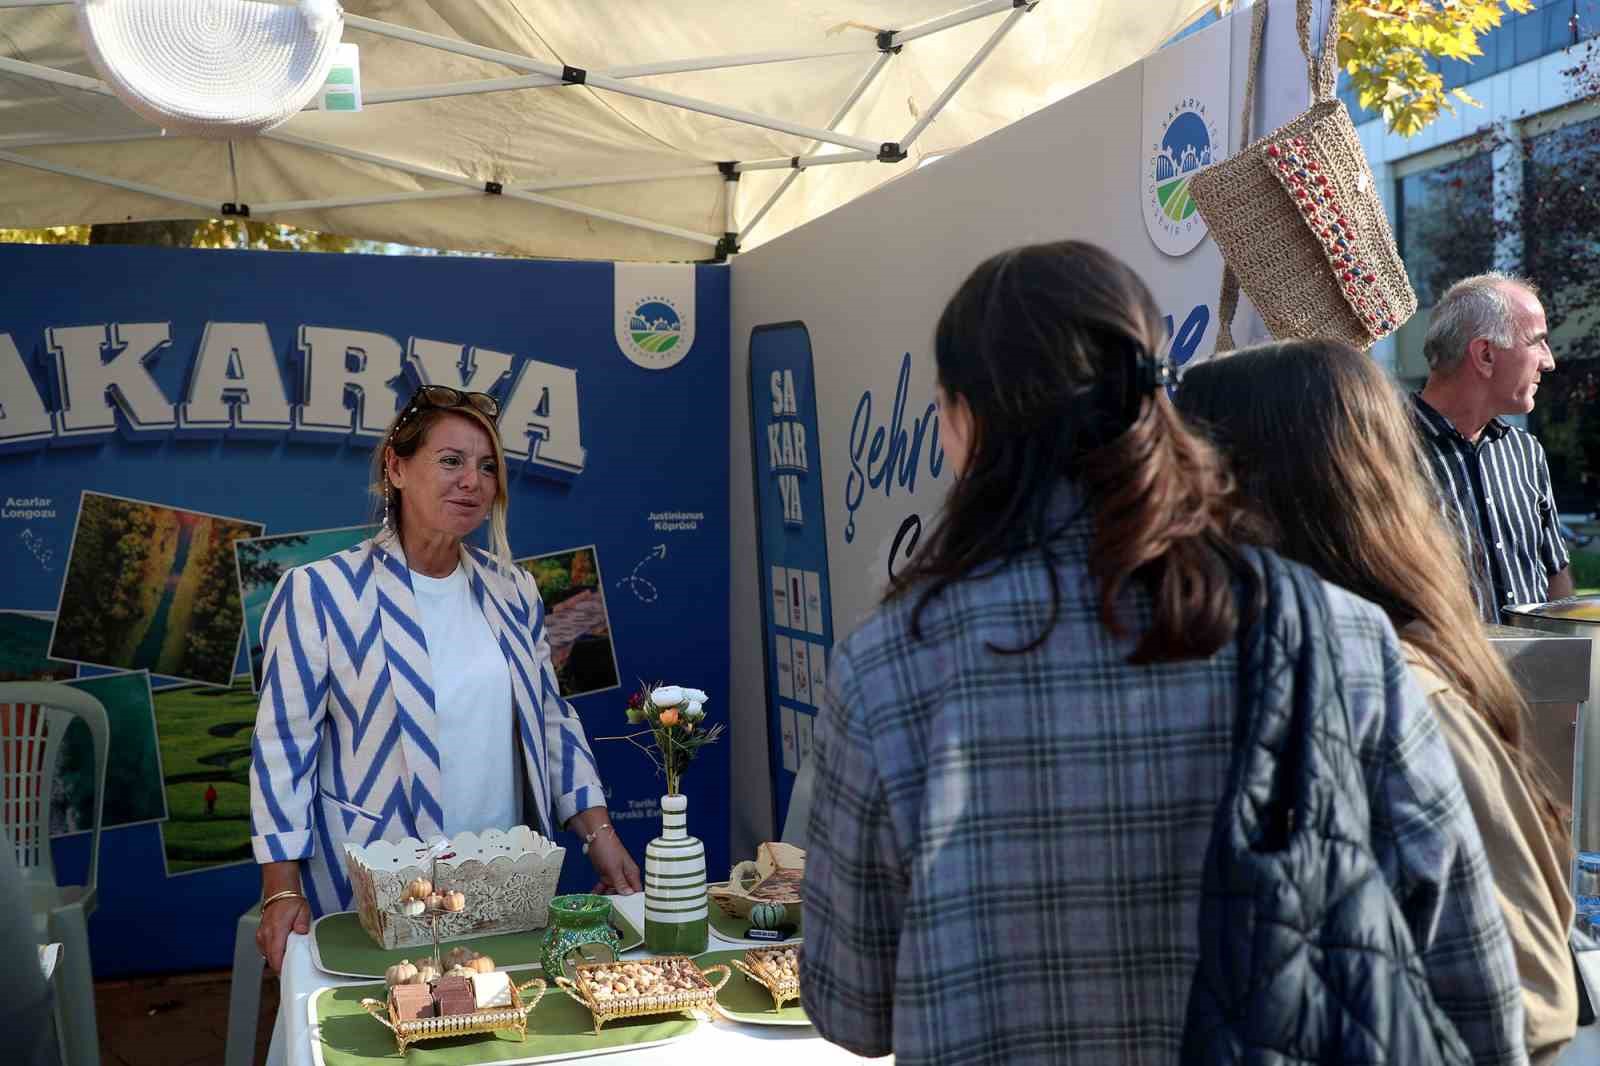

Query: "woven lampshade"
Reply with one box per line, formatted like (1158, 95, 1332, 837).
(77, 0, 344, 139)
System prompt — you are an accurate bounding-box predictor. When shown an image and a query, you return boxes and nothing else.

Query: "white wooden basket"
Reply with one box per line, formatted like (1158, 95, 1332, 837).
(343, 827, 566, 950)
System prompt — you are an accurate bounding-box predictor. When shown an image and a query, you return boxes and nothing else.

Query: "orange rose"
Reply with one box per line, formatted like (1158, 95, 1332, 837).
(659, 707, 680, 726)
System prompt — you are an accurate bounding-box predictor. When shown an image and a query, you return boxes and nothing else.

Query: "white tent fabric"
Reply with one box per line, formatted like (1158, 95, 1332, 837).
(0, 1, 1211, 260)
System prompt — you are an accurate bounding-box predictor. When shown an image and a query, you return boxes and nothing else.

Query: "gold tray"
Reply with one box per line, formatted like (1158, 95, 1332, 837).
(730, 947, 800, 1011)
(553, 955, 730, 1035)
(358, 977, 545, 1054)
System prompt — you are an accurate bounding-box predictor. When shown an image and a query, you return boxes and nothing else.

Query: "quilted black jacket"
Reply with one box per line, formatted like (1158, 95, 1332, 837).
(1182, 549, 1474, 1065)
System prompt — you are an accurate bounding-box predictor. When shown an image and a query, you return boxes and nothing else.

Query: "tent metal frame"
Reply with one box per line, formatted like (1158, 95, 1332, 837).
(0, 0, 1039, 255)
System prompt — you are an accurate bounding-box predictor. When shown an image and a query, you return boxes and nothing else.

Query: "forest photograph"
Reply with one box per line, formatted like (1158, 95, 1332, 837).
(516, 545, 620, 698)
(51, 492, 264, 687)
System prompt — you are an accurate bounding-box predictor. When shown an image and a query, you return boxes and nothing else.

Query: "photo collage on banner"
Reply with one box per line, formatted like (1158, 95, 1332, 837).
(0, 244, 730, 973)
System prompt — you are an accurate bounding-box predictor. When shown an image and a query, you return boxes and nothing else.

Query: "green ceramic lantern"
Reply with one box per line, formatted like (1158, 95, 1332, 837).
(541, 893, 621, 980)
(748, 902, 787, 930)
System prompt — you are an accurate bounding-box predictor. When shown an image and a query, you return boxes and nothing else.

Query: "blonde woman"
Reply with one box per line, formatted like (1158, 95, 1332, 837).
(1180, 340, 1576, 1064)
(249, 385, 641, 972)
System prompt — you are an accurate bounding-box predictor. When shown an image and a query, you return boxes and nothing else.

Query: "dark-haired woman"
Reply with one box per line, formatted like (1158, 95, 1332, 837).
(1180, 339, 1575, 1065)
(800, 242, 1523, 1066)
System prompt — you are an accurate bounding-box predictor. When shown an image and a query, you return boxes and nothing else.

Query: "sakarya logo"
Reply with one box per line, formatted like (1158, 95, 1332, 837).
(1144, 97, 1219, 256)
(626, 297, 683, 359)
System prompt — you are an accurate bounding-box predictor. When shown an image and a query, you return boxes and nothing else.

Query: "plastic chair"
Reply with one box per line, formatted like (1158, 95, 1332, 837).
(1, 682, 110, 1066)
(224, 902, 264, 1066)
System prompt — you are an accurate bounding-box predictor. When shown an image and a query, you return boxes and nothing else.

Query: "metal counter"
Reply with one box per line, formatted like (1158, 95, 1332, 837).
(1490, 620, 1596, 859)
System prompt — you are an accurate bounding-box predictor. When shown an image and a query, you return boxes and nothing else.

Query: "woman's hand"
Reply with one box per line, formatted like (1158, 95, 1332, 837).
(257, 895, 312, 973)
(587, 829, 642, 895)
(256, 859, 310, 973)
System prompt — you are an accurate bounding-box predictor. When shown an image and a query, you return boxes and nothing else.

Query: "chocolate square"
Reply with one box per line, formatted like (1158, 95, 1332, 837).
(432, 975, 476, 1017)
(390, 984, 434, 1021)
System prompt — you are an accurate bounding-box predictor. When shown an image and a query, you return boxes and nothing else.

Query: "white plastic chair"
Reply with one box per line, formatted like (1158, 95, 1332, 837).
(224, 902, 264, 1066)
(2, 682, 110, 1066)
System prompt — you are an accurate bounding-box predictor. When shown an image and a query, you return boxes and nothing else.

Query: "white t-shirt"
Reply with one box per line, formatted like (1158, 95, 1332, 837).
(409, 563, 518, 838)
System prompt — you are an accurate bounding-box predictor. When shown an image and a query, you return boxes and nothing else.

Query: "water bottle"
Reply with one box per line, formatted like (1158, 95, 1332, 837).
(1577, 852, 1600, 939)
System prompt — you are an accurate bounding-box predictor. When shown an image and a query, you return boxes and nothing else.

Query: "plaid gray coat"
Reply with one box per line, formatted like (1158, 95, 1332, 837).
(801, 494, 1524, 1066)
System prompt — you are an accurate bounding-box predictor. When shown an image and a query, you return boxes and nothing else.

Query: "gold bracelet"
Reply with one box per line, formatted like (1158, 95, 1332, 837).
(262, 889, 305, 911)
(581, 822, 614, 855)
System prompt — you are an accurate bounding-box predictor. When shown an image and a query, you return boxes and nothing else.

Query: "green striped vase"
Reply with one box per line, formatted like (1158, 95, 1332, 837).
(644, 793, 708, 954)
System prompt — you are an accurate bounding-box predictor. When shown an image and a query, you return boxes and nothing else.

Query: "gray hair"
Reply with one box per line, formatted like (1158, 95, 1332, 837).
(1422, 272, 1539, 374)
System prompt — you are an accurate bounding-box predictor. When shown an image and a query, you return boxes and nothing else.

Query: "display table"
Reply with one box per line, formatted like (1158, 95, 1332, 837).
(268, 891, 888, 1066)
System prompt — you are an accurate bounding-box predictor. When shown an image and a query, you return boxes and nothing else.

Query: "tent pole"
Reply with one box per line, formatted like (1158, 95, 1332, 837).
(499, 187, 720, 246)
(740, 51, 894, 241)
(900, 3, 1031, 151)
(736, 151, 876, 172)
(265, 132, 719, 247)
(0, 132, 165, 149)
(603, 46, 878, 80)
(343, 14, 882, 154)
(889, 0, 1027, 48)
(250, 189, 484, 216)
(0, 54, 114, 96)
(0, 149, 218, 211)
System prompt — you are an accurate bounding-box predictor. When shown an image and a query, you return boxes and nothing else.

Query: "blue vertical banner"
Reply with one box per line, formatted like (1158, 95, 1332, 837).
(747, 322, 834, 835)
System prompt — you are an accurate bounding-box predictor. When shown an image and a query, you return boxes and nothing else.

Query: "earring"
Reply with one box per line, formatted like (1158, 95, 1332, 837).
(382, 479, 393, 532)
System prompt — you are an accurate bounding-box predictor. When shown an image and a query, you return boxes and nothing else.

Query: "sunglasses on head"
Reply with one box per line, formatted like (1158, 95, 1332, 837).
(392, 385, 501, 436)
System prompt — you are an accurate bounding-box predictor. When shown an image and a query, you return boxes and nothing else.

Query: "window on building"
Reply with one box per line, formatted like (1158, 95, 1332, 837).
(1395, 151, 1496, 307)
(1524, 113, 1600, 513)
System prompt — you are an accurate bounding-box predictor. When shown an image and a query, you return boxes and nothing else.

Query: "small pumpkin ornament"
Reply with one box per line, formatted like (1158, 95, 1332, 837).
(385, 960, 419, 987)
(469, 955, 496, 974)
(748, 902, 787, 930)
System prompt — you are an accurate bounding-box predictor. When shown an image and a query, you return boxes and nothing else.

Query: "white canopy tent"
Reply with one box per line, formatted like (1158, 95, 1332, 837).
(0, 1, 1210, 260)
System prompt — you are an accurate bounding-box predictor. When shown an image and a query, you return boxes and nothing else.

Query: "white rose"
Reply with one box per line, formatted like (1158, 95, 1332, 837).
(681, 688, 709, 704)
(684, 701, 705, 720)
(650, 685, 685, 706)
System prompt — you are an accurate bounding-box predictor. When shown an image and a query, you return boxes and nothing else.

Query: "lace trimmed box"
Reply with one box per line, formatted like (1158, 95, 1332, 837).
(343, 827, 566, 950)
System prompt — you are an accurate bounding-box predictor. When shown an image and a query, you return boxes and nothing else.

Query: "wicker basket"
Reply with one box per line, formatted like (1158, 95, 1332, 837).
(359, 977, 546, 1054)
(1188, 0, 1416, 353)
(708, 841, 804, 922)
(553, 956, 730, 1035)
(730, 947, 801, 1011)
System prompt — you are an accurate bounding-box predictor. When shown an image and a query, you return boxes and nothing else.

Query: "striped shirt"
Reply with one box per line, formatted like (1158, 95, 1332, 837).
(1410, 395, 1569, 622)
(801, 483, 1525, 1066)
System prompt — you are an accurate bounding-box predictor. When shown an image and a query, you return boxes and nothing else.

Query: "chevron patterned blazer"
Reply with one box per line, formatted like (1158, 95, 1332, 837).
(248, 536, 605, 916)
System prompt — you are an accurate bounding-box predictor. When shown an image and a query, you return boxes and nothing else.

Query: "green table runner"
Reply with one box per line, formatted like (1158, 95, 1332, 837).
(311, 980, 695, 1066)
(312, 911, 644, 979)
(697, 949, 811, 1027)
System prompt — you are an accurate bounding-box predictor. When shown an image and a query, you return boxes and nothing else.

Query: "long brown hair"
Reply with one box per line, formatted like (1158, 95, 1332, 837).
(1178, 340, 1569, 851)
(891, 240, 1262, 663)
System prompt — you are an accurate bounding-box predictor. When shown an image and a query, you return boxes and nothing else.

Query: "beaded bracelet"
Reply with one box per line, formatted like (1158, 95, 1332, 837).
(581, 822, 614, 856)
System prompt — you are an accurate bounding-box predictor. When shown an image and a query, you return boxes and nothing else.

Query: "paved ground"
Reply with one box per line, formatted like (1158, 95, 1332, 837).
(96, 969, 278, 1066)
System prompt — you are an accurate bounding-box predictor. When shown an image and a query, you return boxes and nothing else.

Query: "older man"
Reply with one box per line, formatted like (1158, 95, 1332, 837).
(1412, 273, 1572, 620)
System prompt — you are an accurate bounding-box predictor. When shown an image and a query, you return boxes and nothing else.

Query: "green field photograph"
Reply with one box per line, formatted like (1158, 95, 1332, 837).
(155, 674, 259, 875)
(515, 545, 621, 698)
(49, 670, 168, 837)
(235, 525, 376, 692)
(51, 492, 264, 687)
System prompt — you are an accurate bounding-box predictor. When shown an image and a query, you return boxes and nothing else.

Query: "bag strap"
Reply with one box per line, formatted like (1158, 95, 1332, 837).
(1212, 0, 1341, 355)
(1298, 0, 1343, 106)
(1212, 0, 1269, 354)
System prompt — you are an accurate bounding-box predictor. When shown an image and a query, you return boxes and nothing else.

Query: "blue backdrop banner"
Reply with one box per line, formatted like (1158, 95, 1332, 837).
(0, 244, 730, 976)
(746, 322, 834, 836)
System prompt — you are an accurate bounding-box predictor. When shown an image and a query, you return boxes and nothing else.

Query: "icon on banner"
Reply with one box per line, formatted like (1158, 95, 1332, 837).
(1142, 94, 1223, 257)
(626, 299, 683, 359)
